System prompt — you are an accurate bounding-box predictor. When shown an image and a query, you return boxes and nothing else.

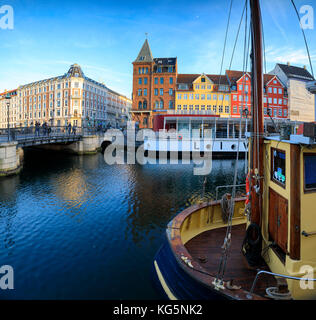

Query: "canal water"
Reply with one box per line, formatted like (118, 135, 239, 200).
(0, 149, 246, 299)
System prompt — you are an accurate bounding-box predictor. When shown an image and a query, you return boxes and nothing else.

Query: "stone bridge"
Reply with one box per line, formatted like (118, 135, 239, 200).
(0, 126, 123, 176)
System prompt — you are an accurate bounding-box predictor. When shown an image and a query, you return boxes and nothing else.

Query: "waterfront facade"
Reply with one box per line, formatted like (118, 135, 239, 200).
(226, 70, 288, 119)
(270, 63, 315, 122)
(132, 39, 177, 128)
(175, 74, 231, 117)
(0, 64, 131, 129)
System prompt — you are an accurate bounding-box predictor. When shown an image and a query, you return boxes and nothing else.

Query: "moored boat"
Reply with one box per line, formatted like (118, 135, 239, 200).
(152, 0, 316, 300)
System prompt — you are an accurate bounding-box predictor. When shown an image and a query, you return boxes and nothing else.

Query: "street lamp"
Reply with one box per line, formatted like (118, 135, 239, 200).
(5, 93, 11, 141)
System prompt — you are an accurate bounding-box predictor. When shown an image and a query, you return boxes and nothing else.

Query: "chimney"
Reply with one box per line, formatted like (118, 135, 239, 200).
(287, 61, 290, 66)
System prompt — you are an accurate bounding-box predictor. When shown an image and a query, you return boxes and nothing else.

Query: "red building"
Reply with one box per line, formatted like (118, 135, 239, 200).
(132, 39, 177, 129)
(226, 70, 288, 119)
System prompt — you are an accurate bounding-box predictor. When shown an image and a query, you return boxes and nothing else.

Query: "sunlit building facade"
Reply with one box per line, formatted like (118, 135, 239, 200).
(0, 64, 131, 128)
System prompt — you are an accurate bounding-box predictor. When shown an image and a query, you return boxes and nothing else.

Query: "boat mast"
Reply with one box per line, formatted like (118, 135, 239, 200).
(249, 0, 264, 226)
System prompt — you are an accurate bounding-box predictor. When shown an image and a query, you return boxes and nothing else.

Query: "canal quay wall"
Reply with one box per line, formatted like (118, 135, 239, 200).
(0, 142, 24, 177)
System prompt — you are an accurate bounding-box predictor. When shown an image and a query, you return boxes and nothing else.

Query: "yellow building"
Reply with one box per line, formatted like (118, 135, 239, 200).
(175, 73, 231, 117)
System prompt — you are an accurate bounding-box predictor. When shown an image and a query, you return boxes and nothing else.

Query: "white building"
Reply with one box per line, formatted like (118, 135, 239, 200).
(0, 64, 131, 128)
(270, 63, 315, 122)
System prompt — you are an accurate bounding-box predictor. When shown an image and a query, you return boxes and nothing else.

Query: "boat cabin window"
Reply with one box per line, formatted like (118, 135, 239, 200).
(304, 153, 316, 192)
(271, 148, 286, 188)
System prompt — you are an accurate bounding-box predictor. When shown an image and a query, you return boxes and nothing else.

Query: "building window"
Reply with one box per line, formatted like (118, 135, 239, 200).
(138, 101, 142, 109)
(168, 67, 173, 72)
(201, 94, 205, 100)
(138, 89, 142, 96)
(273, 88, 277, 94)
(195, 85, 199, 89)
(160, 89, 163, 96)
(278, 88, 282, 94)
(138, 78, 142, 85)
(144, 89, 147, 96)
(169, 101, 174, 109)
(154, 88, 158, 96)
(219, 106, 223, 113)
(169, 77, 173, 84)
(154, 77, 158, 84)
(268, 87, 272, 93)
(271, 148, 286, 187)
(225, 106, 229, 113)
(144, 78, 148, 85)
(195, 94, 199, 100)
(143, 101, 147, 109)
(160, 77, 164, 84)
(159, 100, 164, 108)
(207, 94, 211, 100)
(169, 89, 173, 96)
(183, 94, 188, 100)
(177, 93, 181, 99)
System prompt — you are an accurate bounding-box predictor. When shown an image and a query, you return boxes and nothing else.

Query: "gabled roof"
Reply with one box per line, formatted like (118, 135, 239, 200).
(276, 63, 314, 81)
(134, 39, 154, 63)
(226, 70, 282, 86)
(225, 70, 250, 85)
(177, 74, 229, 85)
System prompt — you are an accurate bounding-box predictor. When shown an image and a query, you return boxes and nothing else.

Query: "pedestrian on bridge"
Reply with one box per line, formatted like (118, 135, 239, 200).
(68, 123, 72, 135)
(35, 122, 40, 137)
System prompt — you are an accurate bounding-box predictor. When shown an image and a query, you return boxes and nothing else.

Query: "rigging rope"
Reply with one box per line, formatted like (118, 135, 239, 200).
(290, 0, 314, 78)
(214, 0, 250, 286)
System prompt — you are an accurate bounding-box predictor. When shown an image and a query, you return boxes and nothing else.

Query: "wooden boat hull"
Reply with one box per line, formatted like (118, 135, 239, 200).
(152, 199, 267, 300)
(152, 239, 228, 300)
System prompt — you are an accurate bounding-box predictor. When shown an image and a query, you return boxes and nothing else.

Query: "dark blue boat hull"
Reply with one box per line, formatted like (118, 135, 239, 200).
(152, 239, 228, 300)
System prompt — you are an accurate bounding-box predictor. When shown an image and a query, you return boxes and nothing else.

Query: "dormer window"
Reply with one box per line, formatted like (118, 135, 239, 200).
(139, 56, 144, 61)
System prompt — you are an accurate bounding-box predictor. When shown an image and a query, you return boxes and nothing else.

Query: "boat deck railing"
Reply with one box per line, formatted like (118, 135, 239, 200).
(247, 270, 316, 299)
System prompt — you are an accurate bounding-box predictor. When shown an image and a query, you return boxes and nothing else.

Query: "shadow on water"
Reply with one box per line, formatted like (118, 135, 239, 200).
(0, 148, 246, 299)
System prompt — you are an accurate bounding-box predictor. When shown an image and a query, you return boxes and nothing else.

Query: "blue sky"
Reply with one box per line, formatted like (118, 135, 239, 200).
(0, 0, 315, 98)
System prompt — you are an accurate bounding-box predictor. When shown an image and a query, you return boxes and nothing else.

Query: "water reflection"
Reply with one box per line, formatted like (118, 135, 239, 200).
(0, 149, 246, 299)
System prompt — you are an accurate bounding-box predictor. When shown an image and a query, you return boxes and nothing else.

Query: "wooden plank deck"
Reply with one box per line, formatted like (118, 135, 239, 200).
(185, 224, 276, 296)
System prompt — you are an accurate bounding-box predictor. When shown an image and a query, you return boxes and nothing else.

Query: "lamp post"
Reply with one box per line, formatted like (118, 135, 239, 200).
(5, 93, 11, 141)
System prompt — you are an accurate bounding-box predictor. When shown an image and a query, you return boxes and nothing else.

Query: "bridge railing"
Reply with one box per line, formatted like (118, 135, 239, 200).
(0, 126, 104, 142)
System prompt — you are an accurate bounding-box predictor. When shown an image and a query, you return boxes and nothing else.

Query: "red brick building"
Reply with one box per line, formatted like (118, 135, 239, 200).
(132, 39, 177, 128)
(227, 70, 288, 119)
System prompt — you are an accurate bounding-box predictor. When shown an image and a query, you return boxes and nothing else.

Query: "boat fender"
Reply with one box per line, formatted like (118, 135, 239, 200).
(241, 223, 263, 267)
(221, 193, 232, 223)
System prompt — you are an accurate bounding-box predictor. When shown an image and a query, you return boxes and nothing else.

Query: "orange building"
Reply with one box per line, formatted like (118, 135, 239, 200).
(132, 39, 177, 128)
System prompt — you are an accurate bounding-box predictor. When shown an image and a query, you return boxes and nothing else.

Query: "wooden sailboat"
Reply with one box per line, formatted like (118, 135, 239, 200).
(152, 0, 316, 300)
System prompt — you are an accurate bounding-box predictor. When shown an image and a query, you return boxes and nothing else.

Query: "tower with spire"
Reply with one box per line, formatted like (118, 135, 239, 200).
(132, 38, 177, 129)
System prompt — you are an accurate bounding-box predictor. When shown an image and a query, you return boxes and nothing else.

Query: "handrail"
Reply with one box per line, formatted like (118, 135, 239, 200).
(247, 270, 316, 299)
(302, 230, 316, 237)
(215, 184, 246, 201)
